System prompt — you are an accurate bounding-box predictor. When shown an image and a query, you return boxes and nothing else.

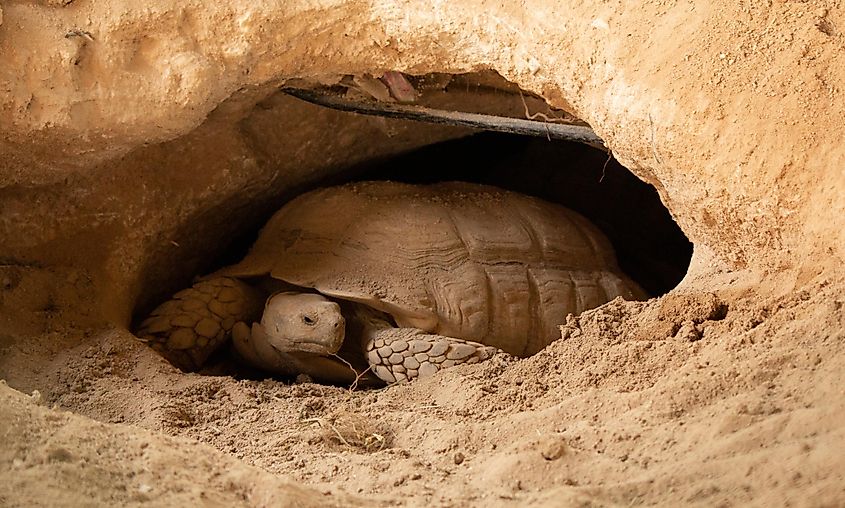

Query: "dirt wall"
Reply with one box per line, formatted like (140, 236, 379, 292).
(2, 2, 843, 274)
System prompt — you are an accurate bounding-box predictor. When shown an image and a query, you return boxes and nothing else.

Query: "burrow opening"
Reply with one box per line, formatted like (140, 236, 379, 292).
(134, 74, 692, 381)
(216, 132, 691, 296)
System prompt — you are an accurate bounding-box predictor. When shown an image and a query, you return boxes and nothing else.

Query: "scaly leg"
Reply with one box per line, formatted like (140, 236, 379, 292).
(136, 277, 265, 370)
(364, 327, 500, 384)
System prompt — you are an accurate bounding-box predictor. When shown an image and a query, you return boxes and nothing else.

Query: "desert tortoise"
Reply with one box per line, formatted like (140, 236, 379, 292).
(137, 181, 645, 384)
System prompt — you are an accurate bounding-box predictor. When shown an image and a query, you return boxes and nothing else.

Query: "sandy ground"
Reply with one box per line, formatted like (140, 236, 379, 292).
(0, 381, 356, 507)
(1, 264, 843, 506)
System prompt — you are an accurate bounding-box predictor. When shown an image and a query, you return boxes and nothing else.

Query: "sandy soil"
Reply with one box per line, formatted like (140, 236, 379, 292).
(0, 381, 356, 507)
(1, 1, 844, 506)
(1, 264, 842, 506)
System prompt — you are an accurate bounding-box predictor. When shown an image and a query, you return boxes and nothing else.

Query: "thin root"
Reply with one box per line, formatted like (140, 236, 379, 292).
(600, 151, 613, 182)
(519, 90, 572, 125)
(330, 353, 373, 392)
(303, 415, 389, 452)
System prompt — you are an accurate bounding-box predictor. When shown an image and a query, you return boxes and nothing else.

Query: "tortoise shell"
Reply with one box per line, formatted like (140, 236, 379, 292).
(218, 181, 644, 356)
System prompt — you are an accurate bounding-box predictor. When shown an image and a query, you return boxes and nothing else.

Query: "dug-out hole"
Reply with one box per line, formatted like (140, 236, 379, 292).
(159, 131, 692, 379)
(216, 133, 691, 299)
(136, 73, 692, 377)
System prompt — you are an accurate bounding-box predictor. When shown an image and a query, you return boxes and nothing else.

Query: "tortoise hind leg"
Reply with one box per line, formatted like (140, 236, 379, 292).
(136, 277, 265, 371)
(364, 328, 500, 384)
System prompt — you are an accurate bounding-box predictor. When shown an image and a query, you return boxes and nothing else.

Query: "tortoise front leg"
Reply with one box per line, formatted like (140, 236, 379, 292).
(364, 328, 500, 384)
(136, 277, 265, 371)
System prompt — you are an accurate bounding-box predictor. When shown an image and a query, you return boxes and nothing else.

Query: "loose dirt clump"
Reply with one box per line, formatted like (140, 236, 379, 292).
(308, 411, 393, 453)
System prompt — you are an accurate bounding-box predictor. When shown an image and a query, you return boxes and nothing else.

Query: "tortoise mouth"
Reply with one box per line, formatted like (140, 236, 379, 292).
(286, 336, 344, 355)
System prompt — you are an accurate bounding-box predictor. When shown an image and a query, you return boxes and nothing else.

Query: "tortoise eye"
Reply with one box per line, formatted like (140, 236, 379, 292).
(302, 315, 316, 326)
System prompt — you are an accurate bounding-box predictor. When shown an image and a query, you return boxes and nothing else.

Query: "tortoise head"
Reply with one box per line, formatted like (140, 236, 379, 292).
(258, 292, 345, 355)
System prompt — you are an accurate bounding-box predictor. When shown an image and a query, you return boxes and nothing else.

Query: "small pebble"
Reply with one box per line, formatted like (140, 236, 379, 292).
(539, 434, 568, 461)
(674, 320, 702, 342)
(453, 452, 465, 465)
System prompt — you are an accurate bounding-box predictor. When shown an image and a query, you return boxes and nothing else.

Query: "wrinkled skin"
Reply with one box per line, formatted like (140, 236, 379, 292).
(256, 293, 346, 355)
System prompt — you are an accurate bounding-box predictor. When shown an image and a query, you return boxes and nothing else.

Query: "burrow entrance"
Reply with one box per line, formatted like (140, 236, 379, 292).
(134, 73, 693, 380)
(214, 132, 691, 296)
